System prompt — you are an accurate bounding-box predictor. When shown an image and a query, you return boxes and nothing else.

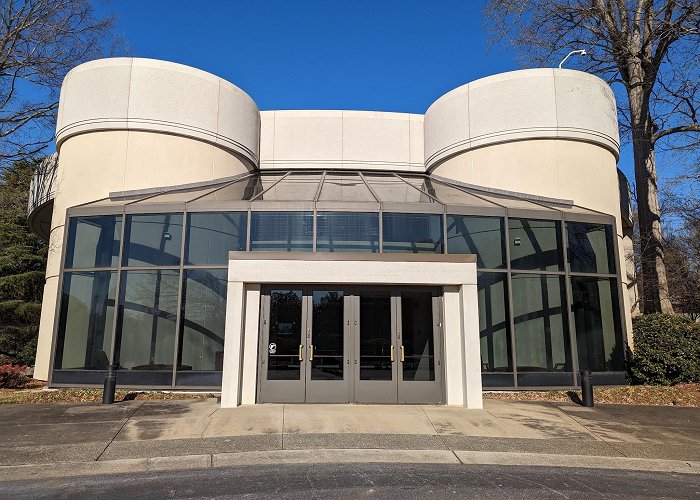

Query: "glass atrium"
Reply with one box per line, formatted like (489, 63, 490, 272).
(52, 171, 626, 389)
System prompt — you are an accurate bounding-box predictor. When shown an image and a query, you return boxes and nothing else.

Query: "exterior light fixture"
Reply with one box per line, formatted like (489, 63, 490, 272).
(558, 49, 588, 69)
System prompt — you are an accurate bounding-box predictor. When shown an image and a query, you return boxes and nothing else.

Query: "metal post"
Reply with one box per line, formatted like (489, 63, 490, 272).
(102, 364, 117, 404)
(580, 370, 594, 407)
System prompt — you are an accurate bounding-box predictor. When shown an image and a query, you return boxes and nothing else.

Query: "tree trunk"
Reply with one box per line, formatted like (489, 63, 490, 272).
(629, 87, 674, 314)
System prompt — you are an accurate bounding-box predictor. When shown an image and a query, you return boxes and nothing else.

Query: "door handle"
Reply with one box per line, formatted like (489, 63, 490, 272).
(298, 344, 303, 361)
(390, 345, 395, 362)
(308, 344, 314, 361)
(400, 345, 405, 362)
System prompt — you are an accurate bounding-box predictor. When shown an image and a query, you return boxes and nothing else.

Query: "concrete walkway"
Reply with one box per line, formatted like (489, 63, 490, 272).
(1, 399, 699, 479)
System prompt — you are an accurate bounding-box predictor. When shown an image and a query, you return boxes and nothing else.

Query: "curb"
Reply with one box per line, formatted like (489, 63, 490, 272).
(0, 449, 698, 481)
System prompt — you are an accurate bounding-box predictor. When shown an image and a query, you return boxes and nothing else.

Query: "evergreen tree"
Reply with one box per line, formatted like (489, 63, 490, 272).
(0, 159, 47, 365)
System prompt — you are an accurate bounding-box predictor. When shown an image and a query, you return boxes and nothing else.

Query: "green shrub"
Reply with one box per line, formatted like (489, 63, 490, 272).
(0, 364, 29, 388)
(627, 314, 700, 385)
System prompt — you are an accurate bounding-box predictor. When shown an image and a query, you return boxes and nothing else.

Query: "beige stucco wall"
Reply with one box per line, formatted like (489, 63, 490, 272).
(259, 110, 424, 172)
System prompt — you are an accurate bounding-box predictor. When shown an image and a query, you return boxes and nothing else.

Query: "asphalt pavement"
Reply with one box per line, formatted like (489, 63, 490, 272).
(1, 462, 699, 499)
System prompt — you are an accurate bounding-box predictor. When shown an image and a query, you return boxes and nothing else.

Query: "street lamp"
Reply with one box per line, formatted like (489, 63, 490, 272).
(558, 49, 588, 69)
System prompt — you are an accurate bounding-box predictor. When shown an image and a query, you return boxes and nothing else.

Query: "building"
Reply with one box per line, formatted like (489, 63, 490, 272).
(28, 58, 635, 409)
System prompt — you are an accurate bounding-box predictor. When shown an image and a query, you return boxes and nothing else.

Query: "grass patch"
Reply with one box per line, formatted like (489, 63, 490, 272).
(484, 383, 700, 406)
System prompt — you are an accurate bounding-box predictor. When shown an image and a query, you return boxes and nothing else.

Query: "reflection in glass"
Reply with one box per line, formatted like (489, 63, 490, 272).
(319, 174, 375, 202)
(447, 215, 505, 269)
(122, 214, 183, 267)
(571, 277, 624, 371)
(65, 216, 122, 269)
(186, 212, 247, 265)
(478, 273, 512, 372)
(178, 270, 227, 374)
(115, 270, 179, 384)
(316, 212, 379, 253)
(257, 174, 321, 201)
(509, 218, 563, 271)
(365, 175, 433, 203)
(359, 291, 392, 380)
(267, 289, 303, 380)
(512, 274, 571, 372)
(250, 212, 313, 252)
(401, 291, 435, 381)
(54, 271, 116, 370)
(311, 290, 344, 380)
(382, 213, 444, 253)
(567, 222, 616, 274)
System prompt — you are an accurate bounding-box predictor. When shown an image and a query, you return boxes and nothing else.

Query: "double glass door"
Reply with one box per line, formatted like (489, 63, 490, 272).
(257, 286, 443, 404)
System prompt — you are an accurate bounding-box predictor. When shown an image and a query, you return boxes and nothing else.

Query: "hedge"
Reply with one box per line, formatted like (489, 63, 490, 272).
(627, 313, 700, 385)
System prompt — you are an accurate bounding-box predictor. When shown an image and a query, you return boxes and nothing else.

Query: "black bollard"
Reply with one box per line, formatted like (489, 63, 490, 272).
(580, 370, 594, 407)
(102, 364, 117, 404)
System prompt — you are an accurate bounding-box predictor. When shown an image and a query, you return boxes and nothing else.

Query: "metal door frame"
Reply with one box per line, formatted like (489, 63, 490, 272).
(397, 287, 444, 404)
(352, 287, 399, 403)
(304, 286, 353, 403)
(257, 286, 307, 403)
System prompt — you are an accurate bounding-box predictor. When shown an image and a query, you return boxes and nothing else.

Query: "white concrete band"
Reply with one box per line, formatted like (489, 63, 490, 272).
(221, 254, 483, 409)
(56, 58, 261, 166)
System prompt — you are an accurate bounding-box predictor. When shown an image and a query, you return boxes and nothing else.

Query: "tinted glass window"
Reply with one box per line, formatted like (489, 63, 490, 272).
(567, 222, 616, 274)
(250, 212, 313, 252)
(571, 276, 624, 371)
(54, 271, 116, 370)
(448, 215, 505, 269)
(382, 213, 444, 253)
(316, 212, 379, 253)
(512, 274, 571, 372)
(478, 272, 512, 372)
(186, 212, 247, 265)
(122, 214, 182, 267)
(177, 269, 227, 376)
(509, 218, 563, 271)
(115, 270, 179, 384)
(65, 216, 122, 269)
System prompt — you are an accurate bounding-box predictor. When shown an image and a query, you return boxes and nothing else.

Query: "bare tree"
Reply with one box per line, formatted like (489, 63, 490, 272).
(0, 0, 123, 166)
(484, 0, 700, 314)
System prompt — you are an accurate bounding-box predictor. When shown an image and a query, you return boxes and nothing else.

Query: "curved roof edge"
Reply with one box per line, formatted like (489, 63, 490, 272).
(56, 57, 261, 166)
(424, 68, 620, 170)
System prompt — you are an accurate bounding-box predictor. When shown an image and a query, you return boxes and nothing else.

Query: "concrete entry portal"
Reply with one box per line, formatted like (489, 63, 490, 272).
(258, 286, 444, 404)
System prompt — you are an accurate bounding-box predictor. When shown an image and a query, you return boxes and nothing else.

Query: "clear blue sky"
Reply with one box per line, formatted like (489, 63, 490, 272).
(94, 0, 636, 180)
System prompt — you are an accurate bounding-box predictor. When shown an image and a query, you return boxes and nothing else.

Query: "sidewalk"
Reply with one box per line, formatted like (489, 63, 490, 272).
(1, 398, 698, 479)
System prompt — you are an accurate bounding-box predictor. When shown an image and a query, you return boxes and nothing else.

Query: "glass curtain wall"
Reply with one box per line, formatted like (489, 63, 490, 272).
(53, 176, 626, 390)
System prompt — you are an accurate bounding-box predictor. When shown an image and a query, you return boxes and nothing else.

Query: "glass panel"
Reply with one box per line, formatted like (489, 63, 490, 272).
(467, 191, 556, 211)
(420, 180, 497, 207)
(54, 271, 116, 369)
(133, 186, 220, 204)
(509, 218, 563, 271)
(267, 289, 303, 380)
(186, 212, 247, 265)
(447, 215, 505, 269)
(567, 222, 616, 274)
(512, 274, 571, 372)
(316, 212, 379, 253)
(382, 213, 444, 253)
(257, 173, 321, 201)
(250, 212, 313, 252)
(319, 174, 375, 202)
(123, 213, 183, 267)
(571, 277, 624, 371)
(310, 290, 344, 380)
(365, 174, 434, 203)
(478, 272, 512, 373)
(65, 216, 122, 269)
(359, 291, 392, 380)
(115, 270, 179, 384)
(401, 291, 435, 381)
(193, 177, 263, 202)
(177, 270, 227, 377)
